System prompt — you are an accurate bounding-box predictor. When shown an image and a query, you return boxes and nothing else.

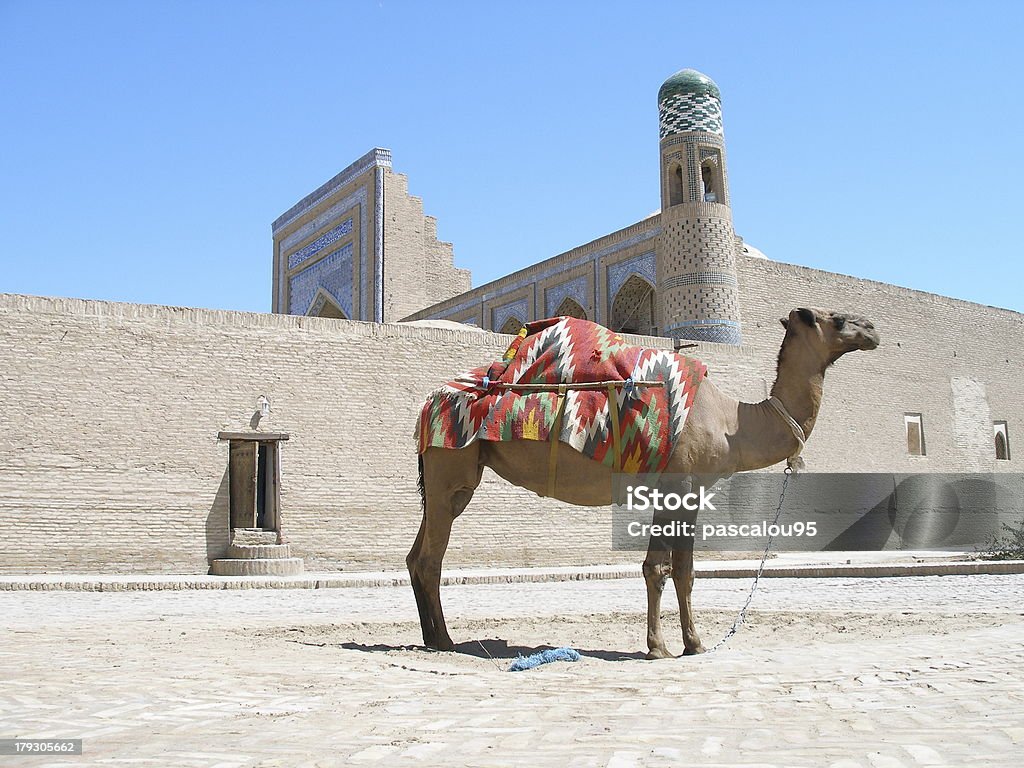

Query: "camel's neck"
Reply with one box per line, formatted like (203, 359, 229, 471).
(730, 336, 828, 472)
(768, 340, 827, 439)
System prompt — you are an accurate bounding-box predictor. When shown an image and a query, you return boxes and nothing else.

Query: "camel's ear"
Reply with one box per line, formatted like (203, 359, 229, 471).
(796, 307, 817, 326)
(779, 317, 789, 329)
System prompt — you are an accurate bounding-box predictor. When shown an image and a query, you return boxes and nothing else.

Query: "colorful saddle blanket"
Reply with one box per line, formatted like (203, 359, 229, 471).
(417, 317, 707, 474)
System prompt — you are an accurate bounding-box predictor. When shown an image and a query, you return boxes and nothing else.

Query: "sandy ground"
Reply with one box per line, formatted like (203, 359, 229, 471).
(1, 575, 1022, 767)
(263, 609, 1012, 667)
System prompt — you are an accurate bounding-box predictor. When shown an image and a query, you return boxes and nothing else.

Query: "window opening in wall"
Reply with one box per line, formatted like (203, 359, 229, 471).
(669, 164, 684, 206)
(701, 163, 717, 202)
(699, 151, 724, 204)
(994, 421, 1010, 460)
(905, 413, 926, 456)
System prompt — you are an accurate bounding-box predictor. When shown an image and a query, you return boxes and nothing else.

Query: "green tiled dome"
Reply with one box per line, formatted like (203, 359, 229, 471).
(658, 69, 720, 103)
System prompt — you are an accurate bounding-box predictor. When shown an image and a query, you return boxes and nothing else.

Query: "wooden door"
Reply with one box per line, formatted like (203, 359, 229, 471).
(229, 440, 258, 529)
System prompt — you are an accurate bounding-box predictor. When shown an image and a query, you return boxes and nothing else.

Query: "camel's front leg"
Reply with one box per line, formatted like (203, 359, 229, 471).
(671, 545, 705, 654)
(643, 545, 673, 659)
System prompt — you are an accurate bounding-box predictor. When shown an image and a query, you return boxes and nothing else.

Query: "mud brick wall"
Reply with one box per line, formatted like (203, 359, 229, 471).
(1, 280, 1021, 574)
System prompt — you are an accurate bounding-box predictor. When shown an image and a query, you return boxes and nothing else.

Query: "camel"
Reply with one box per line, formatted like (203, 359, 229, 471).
(407, 307, 880, 658)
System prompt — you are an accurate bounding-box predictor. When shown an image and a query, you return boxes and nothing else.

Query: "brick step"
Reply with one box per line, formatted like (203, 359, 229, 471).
(231, 528, 279, 546)
(210, 558, 304, 577)
(227, 543, 293, 560)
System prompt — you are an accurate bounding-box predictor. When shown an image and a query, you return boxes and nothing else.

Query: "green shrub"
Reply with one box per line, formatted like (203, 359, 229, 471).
(978, 520, 1024, 561)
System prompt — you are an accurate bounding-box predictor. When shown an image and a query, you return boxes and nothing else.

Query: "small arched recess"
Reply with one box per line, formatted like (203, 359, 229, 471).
(610, 274, 656, 336)
(555, 296, 587, 320)
(498, 316, 525, 335)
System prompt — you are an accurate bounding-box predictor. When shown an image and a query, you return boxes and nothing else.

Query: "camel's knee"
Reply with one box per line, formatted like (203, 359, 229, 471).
(406, 552, 424, 583)
(406, 537, 421, 569)
(643, 559, 672, 588)
(406, 540, 426, 575)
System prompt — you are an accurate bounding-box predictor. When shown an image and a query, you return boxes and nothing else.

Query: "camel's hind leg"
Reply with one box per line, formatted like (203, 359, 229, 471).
(406, 507, 432, 645)
(407, 445, 483, 651)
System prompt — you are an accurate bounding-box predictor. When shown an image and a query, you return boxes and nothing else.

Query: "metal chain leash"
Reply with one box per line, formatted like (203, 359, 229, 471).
(707, 469, 792, 653)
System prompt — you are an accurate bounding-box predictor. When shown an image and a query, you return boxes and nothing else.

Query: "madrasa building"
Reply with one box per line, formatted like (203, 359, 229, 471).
(272, 69, 752, 344)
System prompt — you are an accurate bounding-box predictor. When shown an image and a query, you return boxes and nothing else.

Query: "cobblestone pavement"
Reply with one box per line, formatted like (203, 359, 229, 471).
(1, 575, 1022, 767)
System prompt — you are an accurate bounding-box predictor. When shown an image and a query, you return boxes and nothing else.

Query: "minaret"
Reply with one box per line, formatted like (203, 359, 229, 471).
(656, 69, 742, 344)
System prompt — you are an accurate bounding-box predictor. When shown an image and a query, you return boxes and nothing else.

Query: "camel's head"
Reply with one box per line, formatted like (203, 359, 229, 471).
(779, 307, 880, 363)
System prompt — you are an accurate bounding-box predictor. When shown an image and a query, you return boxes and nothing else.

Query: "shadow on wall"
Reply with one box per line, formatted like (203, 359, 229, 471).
(824, 474, 1006, 551)
(206, 470, 230, 565)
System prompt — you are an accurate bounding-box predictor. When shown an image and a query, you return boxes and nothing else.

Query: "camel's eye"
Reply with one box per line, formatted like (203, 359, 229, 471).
(833, 316, 846, 330)
(796, 308, 816, 326)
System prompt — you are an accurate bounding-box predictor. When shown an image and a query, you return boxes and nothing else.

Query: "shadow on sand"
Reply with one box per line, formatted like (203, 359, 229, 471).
(338, 638, 646, 662)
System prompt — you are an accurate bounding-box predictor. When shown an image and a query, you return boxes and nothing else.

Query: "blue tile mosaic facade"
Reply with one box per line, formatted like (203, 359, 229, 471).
(288, 243, 354, 318)
(287, 218, 354, 270)
(428, 225, 661, 325)
(278, 187, 367, 317)
(661, 271, 737, 289)
(664, 318, 742, 345)
(275, 148, 394, 321)
(545, 276, 589, 317)
(606, 251, 657, 306)
(492, 299, 529, 334)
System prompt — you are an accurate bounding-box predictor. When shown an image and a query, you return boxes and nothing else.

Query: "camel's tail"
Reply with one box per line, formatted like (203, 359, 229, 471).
(416, 454, 426, 515)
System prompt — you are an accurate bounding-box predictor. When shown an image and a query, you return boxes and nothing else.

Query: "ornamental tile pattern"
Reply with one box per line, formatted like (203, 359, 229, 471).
(545, 276, 589, 317)
(606, 251, 656, 306)
(288, 243, 354, 318)
(661, 271, 738, 289)
(686, 143, 698, 201)
(492, 299, 529, 335)
(665, 318, 742, 345)
(429, 226, 661, 323)
(659, 92, 723, 138)
(278, 187, 367, 318)
(287, 218, 354, 270)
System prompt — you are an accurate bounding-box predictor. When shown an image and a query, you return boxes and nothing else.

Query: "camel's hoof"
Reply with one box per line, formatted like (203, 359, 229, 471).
(645, 647, 674, 660)
(681, 644, 706, 656)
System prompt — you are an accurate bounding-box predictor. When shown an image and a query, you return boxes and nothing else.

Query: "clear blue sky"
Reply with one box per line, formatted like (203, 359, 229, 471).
(2, 1, 1022, 314)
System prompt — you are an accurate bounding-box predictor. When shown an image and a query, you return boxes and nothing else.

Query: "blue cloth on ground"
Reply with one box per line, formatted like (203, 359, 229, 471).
(508, 647, 581, 672)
